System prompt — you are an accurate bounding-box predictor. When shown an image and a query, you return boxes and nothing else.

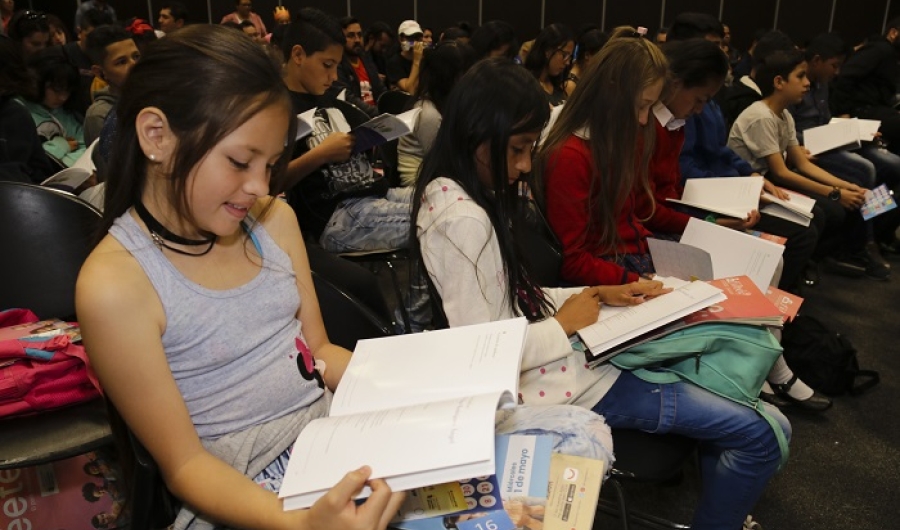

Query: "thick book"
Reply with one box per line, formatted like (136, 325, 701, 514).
(295, 108, 420, 153)
(667, 176, 764, 219)
(803, 119, 861, 155)
(578, 277, 726, 366)
(278, 318, 528, 510)
(681, 276, 784, 327)
(760, 189, 815, 227)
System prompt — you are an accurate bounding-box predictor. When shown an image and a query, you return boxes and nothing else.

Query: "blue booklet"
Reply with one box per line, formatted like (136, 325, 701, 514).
(393, 434, 554, 530)
(861, 184, 897, 220)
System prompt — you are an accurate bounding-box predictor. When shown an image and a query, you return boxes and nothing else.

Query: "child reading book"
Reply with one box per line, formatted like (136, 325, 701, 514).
(413, 49, 790, 530)
(76, 25, 612, 530)
(727, 49, 885, 279)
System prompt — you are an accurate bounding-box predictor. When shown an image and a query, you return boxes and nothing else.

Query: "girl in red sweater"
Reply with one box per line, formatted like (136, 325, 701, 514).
(540, 30, 689, 286)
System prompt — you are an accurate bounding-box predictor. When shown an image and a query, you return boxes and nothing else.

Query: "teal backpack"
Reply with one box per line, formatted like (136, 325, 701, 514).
(610, 323, 790, 467)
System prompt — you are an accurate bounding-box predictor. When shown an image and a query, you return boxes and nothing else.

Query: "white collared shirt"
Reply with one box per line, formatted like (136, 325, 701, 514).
(653, 102, 686, 131)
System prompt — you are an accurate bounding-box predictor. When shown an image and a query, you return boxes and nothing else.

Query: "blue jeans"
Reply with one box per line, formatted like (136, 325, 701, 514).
(814, 149, 877, 189)
(320, 187, 431, 331)
(592, 371, 791, 530)
(320, 187, 413, 253)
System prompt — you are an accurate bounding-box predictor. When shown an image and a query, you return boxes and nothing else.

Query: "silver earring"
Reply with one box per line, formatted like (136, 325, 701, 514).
(149, 154, 156, 161)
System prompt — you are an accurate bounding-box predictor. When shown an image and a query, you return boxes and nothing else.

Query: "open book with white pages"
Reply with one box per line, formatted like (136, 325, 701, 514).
(647, 217, 785, 292)
(760, 189, 815, 227)
(666, 176, 764, 219)
(578, 277, 726, 367)
(278, 318, 528, 511)
(295, 107, 420, 154)
(803, 119, 861, 155)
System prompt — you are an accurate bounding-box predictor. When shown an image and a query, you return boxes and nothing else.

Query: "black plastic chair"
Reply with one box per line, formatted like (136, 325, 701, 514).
(333, 98, 372, 129)
(377, 90, 413, 115)
(312, 270, 393, 349)
(0, 182, 113, 470)
(0, 182, 178, 529)
(0, 182, 101, 321)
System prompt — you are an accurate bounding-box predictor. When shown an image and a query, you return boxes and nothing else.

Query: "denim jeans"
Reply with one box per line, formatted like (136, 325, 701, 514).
(814, 149, 877, 189)
(592, 371, 791, 530)
(319, 187, 431, 331)
(320, 187, 414, 254)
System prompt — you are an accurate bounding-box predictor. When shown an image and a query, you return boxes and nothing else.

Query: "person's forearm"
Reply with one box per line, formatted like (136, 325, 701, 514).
(166, 451, 301, 530)
(795, 159, 851, 188)
(283, 149, 329, 190)
(316, 343, 351, 391)
(399, 62, 421, 93)
(769, 165, 833, 196)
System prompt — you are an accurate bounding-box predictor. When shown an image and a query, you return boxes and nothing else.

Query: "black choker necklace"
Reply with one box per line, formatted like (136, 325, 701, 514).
(134, 202, 217, 256)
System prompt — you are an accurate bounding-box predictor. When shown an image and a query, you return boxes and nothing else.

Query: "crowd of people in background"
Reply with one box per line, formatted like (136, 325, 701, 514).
(3, 2, 900, 529)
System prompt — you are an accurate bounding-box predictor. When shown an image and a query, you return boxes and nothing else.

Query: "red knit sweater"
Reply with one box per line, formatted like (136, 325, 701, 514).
(545, 135, 690, 286)
(650, 119, 687, 202)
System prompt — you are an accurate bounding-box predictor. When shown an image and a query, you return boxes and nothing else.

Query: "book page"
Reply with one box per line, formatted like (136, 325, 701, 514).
(295, 109, 316, 141)
(830, 117, 881, 141)
(761, 189, 815, 216)
(647, 238, 714, 282)
(680, 217, 784, 291)
(41, 139, 97, 188)
(667, 176, 763, 218)
(280, 391, 507, 510)
(803, 119, 860, 155)
(352, 108, 421, 153)
(577, 280, 725, 357)
(331, 318, 527, 417)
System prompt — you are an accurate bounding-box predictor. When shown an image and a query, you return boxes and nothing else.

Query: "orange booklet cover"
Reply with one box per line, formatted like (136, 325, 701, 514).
(682, 276, 784, 326)
(764, 286, 804, 323)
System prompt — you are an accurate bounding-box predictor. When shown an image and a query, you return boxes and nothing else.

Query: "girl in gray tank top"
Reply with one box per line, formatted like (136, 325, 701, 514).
(76, 24, 407, 530)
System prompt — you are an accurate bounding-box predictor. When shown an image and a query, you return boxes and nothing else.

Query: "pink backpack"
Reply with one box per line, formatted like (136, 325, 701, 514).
(0, 308, 102, 418)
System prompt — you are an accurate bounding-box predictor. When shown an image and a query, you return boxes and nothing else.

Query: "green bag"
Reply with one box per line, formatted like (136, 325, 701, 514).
(610, 323, 789, 467)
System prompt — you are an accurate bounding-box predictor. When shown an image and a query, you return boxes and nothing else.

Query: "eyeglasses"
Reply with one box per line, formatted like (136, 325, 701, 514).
(554, 48, 573, 61)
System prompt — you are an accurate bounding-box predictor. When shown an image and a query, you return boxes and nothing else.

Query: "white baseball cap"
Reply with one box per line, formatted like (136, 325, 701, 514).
(398, 20, 423, 38)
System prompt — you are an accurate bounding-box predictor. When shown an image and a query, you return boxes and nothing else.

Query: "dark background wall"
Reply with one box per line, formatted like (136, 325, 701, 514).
(35, 0, 899, 52)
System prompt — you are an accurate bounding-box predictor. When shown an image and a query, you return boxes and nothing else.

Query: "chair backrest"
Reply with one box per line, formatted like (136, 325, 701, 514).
(0, 182, 102, 320)
(333, 98, 371, 129)
(312, 270, 393, 350)
(378, 90, 413, 115)
(378, 139, 401, 187)
(517, 198, 563, 288)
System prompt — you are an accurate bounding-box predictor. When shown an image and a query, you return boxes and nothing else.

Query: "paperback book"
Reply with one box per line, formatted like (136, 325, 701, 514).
(278, 318, 528, 510)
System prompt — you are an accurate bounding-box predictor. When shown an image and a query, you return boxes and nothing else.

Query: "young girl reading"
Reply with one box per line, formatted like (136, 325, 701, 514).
(76, 25, 402, 530)
(77, 25, 612, 530)
(414, 53, 790, 530)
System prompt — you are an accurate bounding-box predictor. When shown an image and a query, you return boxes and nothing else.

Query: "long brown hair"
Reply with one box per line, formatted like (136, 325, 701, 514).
(538, 28, 667, 255)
